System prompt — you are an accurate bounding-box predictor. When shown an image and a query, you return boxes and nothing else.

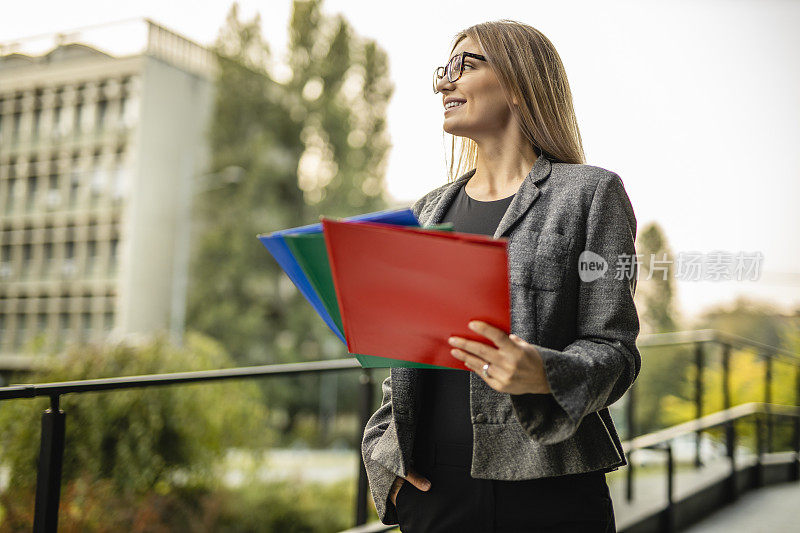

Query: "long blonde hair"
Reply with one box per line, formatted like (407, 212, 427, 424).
(444, 20, 585, 182)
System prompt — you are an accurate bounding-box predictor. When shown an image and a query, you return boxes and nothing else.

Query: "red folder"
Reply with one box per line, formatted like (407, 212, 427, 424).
(321, 218, 511, 370)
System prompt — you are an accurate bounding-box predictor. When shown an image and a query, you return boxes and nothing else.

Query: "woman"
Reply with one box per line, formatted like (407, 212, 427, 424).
(362, 20, 640, 532)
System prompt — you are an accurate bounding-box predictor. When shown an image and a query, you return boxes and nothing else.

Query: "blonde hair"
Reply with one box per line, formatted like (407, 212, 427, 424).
(444, 20, 586, 182)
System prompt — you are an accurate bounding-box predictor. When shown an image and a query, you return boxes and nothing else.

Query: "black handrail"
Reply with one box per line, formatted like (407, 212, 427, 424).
(624, 329, 800, 514)
(0, 357, 372, 533)
(0, 358, 360, 400)
(622, 403, 800, 533)
(1, 329, 799, 532)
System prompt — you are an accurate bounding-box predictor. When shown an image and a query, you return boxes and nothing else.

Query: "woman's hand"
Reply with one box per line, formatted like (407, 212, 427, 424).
(448, 321, 551, 395)
(390, 469, 431, 507)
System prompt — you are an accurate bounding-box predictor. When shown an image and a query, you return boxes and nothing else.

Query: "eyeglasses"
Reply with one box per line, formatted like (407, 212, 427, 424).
(433, 51, 487, 94)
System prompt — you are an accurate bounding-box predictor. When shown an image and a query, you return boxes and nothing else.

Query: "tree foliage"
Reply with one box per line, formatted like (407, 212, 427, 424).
(632, 298, 799, 435)
(0, 333, 268, 495)
(186, 0, 393, 437)
(635, 222, 681, 335)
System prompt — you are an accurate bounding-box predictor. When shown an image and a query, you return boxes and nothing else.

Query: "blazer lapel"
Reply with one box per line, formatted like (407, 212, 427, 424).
(494, 153, 552, 238)
(422, 154, 552, 238)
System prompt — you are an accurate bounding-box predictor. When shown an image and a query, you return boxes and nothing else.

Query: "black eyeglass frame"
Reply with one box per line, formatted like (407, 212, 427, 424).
(433, 51, 487, 94)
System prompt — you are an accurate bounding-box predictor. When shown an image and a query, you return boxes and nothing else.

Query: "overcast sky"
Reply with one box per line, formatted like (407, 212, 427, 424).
(3, 0, 799, 324)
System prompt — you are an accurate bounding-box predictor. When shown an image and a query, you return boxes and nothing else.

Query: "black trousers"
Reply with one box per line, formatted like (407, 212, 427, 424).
(395, 442, 616, 533)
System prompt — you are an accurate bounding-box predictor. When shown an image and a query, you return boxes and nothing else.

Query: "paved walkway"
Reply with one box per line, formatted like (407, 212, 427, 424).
(683, 480, 800, 532)
(606, 452, 798, 530)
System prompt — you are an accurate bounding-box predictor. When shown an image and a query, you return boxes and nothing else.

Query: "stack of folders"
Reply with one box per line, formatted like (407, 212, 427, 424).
(257, 208, 511, 369)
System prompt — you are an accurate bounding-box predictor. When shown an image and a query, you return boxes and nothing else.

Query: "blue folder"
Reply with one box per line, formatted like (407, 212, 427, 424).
(257, 208, 420, 342)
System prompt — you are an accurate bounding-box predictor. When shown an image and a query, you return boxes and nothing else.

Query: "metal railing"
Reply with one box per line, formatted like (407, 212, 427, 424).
(0, 357, 376, 533)
(622, 402, 800, 532)
(0, 329, 798, 532)
(624, 329, 800, 503)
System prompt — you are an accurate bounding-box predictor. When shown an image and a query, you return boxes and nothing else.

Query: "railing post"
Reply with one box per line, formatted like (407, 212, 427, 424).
(721, 344, 737, 501)
(626, 382, 635, 502)
(792, 415, 800, 482)
(721, 344, 732, 413)
(794, 366, 800, 481)
(796, 364, 800, 409)
(33, 394, 66, 533)
(355, 369, 374, 526)
(725, 419, 738, 501)
(661, 443, 675, 533)
(694, 342, 704, 468)
(755, 414, 765, 488)
(763, 354, 773, 454)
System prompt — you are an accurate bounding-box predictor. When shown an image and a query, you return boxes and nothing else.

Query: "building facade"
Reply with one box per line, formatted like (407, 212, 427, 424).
(0, 20, 215, 357)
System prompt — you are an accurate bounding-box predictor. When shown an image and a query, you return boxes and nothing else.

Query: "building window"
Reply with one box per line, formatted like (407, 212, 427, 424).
(32, 108, 42, 140)
(109, 238, 119, 272)
(47, 173, 60, 209)
(112, 147, 126, 200)
(14, 314, 27, 349)
(74, 103, 83, 134)
(81, 312, 92, 340)
(26, 175, 38, 211)
(87, 240, 97, 274)
(44, 242, 54, 276)
(69, 152, 81, 207)
(90, 149, 104, 198)
(22, 243, 34, 279)
(53, 105, 62, 138)
(0, 244, 11, 279)
(96, 99, 108, 131)
(4, 178, 15, 213)
(63, 241, 76, 277)
(118, 96, 126, 128)
(59, 312, 70, 340)
(11, 112, 21, 142)
(36, 313, 48, 335)
(103, 311, 114, 333)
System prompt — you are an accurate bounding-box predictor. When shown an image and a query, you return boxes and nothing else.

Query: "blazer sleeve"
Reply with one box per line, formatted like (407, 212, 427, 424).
(511, 172, 641, 445)
(361, 374, 401, 525)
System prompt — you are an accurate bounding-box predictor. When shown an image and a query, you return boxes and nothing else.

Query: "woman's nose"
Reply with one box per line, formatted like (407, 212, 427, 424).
(436, 76, 456, 94)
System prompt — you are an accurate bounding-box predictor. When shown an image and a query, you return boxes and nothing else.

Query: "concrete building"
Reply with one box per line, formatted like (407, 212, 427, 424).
(0, 20, 216, 357)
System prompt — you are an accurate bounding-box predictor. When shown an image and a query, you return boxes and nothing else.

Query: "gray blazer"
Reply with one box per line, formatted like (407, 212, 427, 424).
(361, 152, 641, 525)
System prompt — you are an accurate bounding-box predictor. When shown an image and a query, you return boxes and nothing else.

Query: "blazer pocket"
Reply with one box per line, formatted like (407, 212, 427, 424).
(511, 232, 571, 292)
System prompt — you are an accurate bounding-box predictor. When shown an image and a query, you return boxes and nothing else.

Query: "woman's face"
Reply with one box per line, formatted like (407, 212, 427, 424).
(437, 36, 514, 140)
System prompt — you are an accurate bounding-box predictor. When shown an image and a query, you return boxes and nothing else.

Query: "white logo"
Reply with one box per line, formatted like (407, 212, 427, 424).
(578, 250, 607, 282)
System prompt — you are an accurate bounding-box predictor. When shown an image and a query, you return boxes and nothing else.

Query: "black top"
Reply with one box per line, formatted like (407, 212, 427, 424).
(412, 181, 516, 464)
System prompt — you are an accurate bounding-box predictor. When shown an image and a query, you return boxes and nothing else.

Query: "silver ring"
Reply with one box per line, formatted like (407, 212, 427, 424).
(482, 363, 491, 378)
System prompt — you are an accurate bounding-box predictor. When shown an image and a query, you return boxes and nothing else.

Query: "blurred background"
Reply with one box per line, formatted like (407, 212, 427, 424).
(0, 0, 798, 531)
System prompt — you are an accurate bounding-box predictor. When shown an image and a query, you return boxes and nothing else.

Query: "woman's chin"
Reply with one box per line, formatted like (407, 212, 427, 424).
(442, 123, 466, 137)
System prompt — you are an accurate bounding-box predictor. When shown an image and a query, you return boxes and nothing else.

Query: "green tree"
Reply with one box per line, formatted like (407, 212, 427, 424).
(0, 333, 268, 526)
(629, 223, 686, 434)
(635, 222, 680, 335)
(693, 295, 794, 350)
(186, 1, 393, 441)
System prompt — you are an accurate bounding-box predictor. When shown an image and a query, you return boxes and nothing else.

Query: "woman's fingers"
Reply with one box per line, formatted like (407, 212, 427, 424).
(451, 348, 509, 382)
(405, 468, 432, 491)
(390, 477, 404, 505)
(391, 468, 431, 507)
(468, 320, 515, 349)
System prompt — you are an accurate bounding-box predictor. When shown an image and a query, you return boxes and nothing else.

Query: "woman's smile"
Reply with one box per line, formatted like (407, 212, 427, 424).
(444, 101, 465, 113)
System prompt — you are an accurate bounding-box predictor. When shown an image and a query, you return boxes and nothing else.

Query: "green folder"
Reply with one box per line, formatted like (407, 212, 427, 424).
(283, 222, 454, 369)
